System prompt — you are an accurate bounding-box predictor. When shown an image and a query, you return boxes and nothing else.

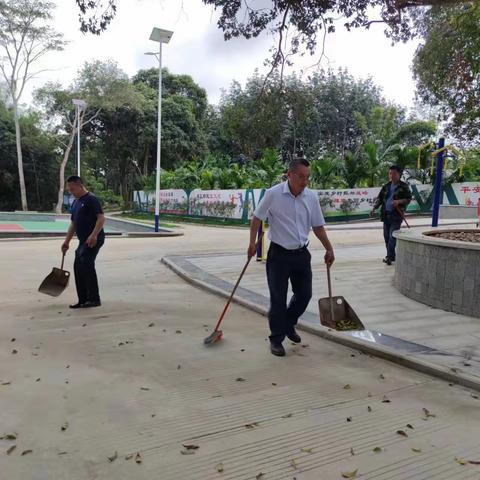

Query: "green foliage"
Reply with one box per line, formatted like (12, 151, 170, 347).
(413, 4, 480, 141)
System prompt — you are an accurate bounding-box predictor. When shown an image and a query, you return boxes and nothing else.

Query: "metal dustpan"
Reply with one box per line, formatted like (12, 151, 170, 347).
(38, 253, 70, 297)
(319, 266, 364, 331)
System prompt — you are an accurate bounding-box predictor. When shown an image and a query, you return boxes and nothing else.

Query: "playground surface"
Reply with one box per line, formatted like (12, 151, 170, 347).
(0, 219, 116, 234)
(1, 225, 480, 479)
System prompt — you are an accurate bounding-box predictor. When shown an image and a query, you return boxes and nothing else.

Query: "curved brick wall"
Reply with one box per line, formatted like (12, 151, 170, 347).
(394, 229, 480, 319)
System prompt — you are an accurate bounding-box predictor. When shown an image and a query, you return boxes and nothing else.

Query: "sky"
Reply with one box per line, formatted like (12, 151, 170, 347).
(27, 0, 420, 108)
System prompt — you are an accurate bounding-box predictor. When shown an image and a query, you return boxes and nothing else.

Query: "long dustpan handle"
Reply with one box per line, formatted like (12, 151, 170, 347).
(60, 252, 66, 270)
(327, 265, 335, 324)
(213, 233, 264, 332)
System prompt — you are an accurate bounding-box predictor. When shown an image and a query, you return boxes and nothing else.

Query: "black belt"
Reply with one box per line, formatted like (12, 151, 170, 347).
(270, 242, 309, 253)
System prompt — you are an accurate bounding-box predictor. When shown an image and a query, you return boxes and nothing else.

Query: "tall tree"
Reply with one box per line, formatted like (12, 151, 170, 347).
(0, 0, 64, 210)
(413, 3, 480, 141)
(35, 82, 101, 213)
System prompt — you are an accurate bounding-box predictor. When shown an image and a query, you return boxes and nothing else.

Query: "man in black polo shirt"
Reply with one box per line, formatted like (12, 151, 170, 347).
(62, 176, 105, 308)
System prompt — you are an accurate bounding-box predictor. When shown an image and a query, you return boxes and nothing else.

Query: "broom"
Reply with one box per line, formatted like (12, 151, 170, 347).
(204, 233, 264, 345)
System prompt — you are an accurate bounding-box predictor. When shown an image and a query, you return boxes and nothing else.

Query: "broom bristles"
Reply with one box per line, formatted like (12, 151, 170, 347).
(204, 330, 223, 345)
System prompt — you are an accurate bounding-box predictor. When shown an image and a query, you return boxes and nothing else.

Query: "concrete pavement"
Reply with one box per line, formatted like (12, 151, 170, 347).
(1, 226, 480, 479)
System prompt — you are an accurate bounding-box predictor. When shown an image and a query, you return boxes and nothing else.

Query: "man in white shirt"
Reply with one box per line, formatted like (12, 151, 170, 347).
(248, 158, 335, 357)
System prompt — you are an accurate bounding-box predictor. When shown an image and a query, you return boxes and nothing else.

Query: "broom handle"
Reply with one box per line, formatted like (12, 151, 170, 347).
(61, 252, 65, 270)
(327, 265, 335, 324)
(213, 233, 264, 332)
(395, 205, 411, 229)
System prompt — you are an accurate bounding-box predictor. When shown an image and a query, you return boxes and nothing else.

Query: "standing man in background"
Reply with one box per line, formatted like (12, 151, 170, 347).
(248, 157, 335, 357)
(371, 165, 412, 265)
(62, 176, 105, 308)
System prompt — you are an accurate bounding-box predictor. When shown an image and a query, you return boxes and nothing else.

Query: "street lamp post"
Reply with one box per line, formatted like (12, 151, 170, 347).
(72, 99, 87, 177)
(146, 27, 173, 232)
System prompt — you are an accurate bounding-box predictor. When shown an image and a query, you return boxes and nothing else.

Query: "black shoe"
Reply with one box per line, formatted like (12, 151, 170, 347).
(270, 342, 286, 357)
(69, 302, 86, 309)
(83, 300, 101, 308)
(382, 256, 389, 263)
(287, 330, 302, 343)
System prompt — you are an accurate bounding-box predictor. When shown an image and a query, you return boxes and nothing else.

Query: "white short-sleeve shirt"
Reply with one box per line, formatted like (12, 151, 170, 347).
(254, 181, 326, 250)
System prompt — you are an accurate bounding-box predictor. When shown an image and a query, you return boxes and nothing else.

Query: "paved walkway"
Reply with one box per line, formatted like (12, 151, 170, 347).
(1, 226, 480, 479)
(163, 223, 480, 387)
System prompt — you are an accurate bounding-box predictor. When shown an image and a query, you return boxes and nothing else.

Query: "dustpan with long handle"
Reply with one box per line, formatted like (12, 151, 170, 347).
(38, 252, 70, 297)
(318, 265, 364, 331)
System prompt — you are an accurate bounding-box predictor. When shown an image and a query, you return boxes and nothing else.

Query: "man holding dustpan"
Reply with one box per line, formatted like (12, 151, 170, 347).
(248, 156, 335, 357)
(61, 176, 105, 309)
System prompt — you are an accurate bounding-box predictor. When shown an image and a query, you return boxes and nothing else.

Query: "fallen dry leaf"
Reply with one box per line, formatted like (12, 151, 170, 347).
(175, 330, 182, 334)
(346, 417, 352, 422)
(350, 447, 355, 456)
(422, 408, 436, 418)
(1, 433, 17, 440)
(367, 392, 372, 397)
(245, 422, 258, 429)
(406, 424, 414, 429)
(148, 322, 155, 327)
(290, 459, 298, 469)
(61, 422, 69, 432)
(272, 382, 277, 386)
(343, 384, 351, 390)
(411, 448, 422, 453)
(468, 460, 480, 465)
(379, 374, 386, 379)
(12, 349, 18, 354)
(382, 395, 391, 403)
(396, 430, 408, 437)
(6, 445, 16, 455)
(107, 451, 118, 462)
(255, 473, 265, 480)
(455, 457, 467, 465)
(125, 454, 134, 460)
(182, 444, 199, 450)
(373, 447, 382, 453)
(301, 448, 313, 453)
(471, 394, 479, 400)
(236, 377, 246, 382)
(341, 468, 358, 478)
(1, 381, 11, 386)
(21, 449, 33, 456)
(58, 451, 68, 455)
(367, 406, 372, 412)
(216, 462, 224, 472)
(282, 413, 293, 418)
(135, 452, 142, 464)
(140, 387, 150, 391)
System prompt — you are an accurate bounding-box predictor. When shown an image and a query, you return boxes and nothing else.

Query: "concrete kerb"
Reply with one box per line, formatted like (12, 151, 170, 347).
(161, 255, 480, 393)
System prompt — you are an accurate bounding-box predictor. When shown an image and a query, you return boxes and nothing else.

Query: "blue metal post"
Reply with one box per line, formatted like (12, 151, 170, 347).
(431, 137, 445, 227)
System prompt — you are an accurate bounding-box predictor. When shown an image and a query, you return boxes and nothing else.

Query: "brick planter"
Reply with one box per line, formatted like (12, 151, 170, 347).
(393, 229, 480, 318)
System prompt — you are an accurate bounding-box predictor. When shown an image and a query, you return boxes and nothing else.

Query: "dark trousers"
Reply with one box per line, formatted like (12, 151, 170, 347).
(383, 213, 402, 261)
(74, 239, 104, 303)
(266, 244, 312, 344)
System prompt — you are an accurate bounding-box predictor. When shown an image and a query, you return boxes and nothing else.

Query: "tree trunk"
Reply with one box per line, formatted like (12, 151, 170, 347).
(13, 102, 28, 211)
(55, 113, 78, 214)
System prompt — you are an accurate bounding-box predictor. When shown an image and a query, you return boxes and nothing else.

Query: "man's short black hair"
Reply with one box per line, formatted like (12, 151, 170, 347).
(389, 165, 402, 174)
(289, 158, 310, 171)
(66, 175, 83, 184)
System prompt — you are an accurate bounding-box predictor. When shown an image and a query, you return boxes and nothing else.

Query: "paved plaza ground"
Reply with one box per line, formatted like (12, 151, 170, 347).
(1, 223, 480, 479)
